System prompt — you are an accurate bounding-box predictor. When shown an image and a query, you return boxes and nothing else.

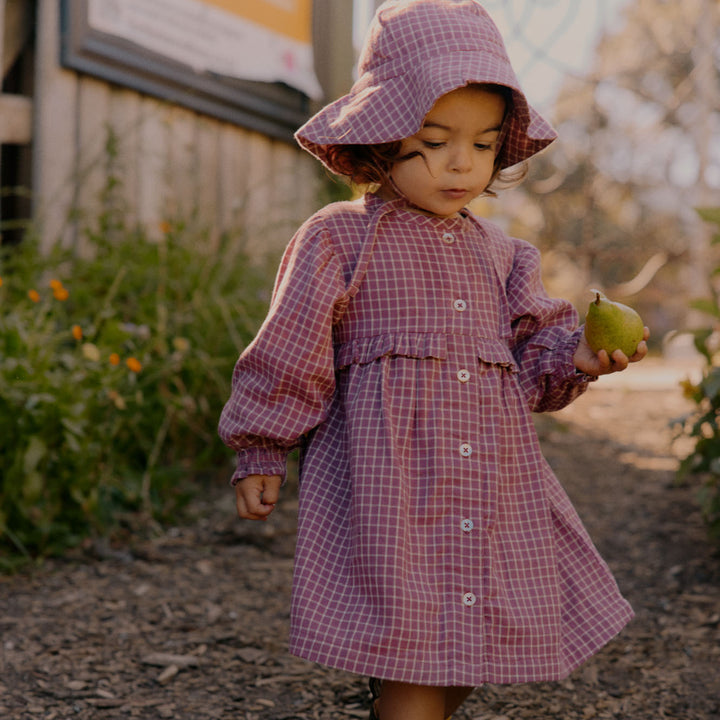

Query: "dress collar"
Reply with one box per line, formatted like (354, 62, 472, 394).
(363, 193, 470, 230)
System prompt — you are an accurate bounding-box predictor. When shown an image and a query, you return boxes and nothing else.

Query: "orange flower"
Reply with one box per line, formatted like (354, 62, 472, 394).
(28, 289, 40, 303)
(109, 353, 121, 366)
(49, 279, 63, 290)
(0, 276, 4, 288)
(126, 357, 142, 373)
(53, 286, 69, 301)
(159, 220, 172, 235)
(71, 324, 83, 341)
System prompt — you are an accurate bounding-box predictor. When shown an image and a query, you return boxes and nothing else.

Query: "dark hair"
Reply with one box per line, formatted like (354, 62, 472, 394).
(324, 84, 527, 196)
(325, 142, 402, 187)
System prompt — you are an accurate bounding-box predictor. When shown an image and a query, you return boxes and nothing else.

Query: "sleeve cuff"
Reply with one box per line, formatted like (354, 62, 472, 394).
(230, 447, 288, 486)
(551, 329, 598, 384)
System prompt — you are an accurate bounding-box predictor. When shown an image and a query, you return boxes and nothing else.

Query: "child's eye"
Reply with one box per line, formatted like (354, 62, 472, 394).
(475, 143, 494, 152)
(422, 140, 445, 149)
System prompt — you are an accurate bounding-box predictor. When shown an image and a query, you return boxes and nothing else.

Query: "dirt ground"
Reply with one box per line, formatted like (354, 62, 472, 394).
(1, 359, 719, 720)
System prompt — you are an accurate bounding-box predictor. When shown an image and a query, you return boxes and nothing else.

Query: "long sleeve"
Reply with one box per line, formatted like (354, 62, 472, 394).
(218, 221, 348, 483)
(506, 239, 593, 413)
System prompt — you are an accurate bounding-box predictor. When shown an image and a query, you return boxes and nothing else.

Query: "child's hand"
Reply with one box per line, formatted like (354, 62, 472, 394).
(574, 326, 650, 376)
(235, 474, 282, 521)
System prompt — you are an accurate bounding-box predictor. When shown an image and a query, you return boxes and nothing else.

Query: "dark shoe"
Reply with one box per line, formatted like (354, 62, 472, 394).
(368, 677, 382, 720)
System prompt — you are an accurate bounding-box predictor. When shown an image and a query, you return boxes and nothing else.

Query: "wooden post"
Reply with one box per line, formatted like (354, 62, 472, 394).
(1, 0, 34, 144)
(0, 0, 5, 77)
(33, 0, 78, 251)
(312, 0, 355, 105)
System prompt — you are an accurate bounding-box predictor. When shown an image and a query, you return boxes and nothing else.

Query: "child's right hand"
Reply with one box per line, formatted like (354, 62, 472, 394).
(235, 474, 282, 521)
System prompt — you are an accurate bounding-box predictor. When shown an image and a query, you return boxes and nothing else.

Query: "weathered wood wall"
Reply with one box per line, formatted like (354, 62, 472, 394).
(31, 1, 332, 258)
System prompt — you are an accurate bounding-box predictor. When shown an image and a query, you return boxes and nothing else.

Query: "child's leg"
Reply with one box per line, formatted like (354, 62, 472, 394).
(444, 686, 474, 718)
(378, 682, 445, 720)
(377, 682, 474, 720)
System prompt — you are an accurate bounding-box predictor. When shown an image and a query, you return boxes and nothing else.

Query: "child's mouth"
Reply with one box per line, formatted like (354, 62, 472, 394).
(442, 189, 468, 199)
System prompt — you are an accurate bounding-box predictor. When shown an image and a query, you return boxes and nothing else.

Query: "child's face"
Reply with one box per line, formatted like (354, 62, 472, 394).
(387, 85, 506, 217)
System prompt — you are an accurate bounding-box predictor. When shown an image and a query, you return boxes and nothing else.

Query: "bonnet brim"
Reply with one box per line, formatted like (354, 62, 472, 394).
(295, 0, 557, 175)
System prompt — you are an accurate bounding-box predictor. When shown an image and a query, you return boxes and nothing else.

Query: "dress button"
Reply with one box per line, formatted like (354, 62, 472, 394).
(453, 299, 467, 312)
(442, 232, 455, 245)
(462, 592, 477, 607)
(456, 369, 470, 383)
(461, 518, 474, 533)
(459, 443, 473, 457)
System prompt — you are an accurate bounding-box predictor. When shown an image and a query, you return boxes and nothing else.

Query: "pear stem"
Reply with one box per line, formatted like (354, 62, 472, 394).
(594, 291, 601, 305)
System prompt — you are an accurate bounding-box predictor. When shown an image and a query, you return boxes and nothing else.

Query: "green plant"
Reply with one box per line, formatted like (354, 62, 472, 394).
(677, 206, 720, 543)
(0, 171, 274, 568)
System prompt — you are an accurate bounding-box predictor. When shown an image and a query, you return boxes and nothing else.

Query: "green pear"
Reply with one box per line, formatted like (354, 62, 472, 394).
(584, 290, 644, 358)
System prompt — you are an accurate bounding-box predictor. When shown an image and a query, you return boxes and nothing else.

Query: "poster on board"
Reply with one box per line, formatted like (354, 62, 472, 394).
(60, 0, 322, 141)
(85, 0, 322, 99)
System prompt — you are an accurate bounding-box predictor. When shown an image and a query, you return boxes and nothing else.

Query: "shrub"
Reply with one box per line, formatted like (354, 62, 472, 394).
(0, 203, 274, 568)
(677, 206, 720, 543)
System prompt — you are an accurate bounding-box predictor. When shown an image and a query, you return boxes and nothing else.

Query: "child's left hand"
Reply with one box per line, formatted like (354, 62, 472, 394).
(573, 326, 650, 376)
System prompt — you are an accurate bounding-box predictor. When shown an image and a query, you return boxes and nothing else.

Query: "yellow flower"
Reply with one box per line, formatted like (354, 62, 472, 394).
(680, 378, 698, 400)
(126, 357, 142, 373)
(53, 286, 69, 301)
(71, 324, 83, 341)
(82, 343, 101, 362)
(108, 390, 127, 410)
(28, 289, 40, 303)
(172, 337, 190, 352)
(109, 353, 121, 366)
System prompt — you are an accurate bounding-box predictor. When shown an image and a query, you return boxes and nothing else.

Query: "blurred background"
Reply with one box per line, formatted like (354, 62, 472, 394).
(1, 0, 719, 561)
(3, 0, 719, 337)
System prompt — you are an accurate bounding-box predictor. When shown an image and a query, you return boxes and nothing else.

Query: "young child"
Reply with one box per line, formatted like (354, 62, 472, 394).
(219, 2, 648, 719)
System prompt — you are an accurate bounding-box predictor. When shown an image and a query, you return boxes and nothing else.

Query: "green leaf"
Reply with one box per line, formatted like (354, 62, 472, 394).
(696, 207, 720, 226)
(23, 435, 47, 474)
(689, 298, 720, 318)
(701, 369, 720, 400)
(61, 417, 85, 436)
(22, 470, 44, 503)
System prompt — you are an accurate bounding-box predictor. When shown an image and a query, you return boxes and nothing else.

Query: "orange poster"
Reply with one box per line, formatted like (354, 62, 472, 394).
(202, 0, 313, 43)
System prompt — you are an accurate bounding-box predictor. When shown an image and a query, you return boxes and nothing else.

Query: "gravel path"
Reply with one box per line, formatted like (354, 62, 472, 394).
(1, 361, 718, 719)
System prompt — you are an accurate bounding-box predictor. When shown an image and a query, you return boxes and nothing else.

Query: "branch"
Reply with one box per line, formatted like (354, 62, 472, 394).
(609, 251, 669, 298)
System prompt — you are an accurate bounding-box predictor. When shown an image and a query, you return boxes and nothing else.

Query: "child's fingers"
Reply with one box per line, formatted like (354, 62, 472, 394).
(609, 349, 630, 371)
(629, 330, 650, 362)
(260, 475, 282, 507)
(594, 348, 612, 374)
(235, 475, 274, 520)
(235, 476, 278, 521)
(629, 340, 647, 363)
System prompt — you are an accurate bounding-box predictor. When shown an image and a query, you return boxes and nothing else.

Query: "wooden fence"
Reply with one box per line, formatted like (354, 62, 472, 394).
(22, 2, 355, 257)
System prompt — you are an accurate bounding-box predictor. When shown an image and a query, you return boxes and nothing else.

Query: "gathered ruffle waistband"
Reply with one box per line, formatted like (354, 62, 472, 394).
(334, 331, 517, 371)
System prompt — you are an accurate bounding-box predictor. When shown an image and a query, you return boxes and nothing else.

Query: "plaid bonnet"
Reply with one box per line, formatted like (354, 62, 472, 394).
(295, 0, 557, 174)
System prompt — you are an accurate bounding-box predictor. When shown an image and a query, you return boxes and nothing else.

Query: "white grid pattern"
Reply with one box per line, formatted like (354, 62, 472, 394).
(296, 0, 557, 175)
(219, 194, 633, 685)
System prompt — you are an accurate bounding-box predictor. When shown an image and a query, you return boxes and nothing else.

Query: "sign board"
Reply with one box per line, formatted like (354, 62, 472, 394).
(60, 0, 322, 141)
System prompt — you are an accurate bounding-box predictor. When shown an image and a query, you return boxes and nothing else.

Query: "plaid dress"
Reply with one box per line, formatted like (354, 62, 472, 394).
(219, 194, 633, 686)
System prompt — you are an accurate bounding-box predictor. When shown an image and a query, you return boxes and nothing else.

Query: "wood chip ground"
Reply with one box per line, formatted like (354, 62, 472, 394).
(1, 364, 719, 719)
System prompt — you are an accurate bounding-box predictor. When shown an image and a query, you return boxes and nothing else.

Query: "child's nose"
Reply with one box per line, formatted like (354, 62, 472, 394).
(449, 146, 473, 173)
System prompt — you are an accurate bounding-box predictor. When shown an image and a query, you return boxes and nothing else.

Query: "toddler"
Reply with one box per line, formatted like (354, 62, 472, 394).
(219, 2, 648, 719)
